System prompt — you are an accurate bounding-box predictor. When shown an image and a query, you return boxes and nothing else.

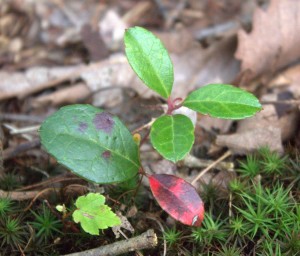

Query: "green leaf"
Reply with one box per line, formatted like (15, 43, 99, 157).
(183, 84, 262, 119)
(40, 104, 140, 184)
(72, 193, 121, 235)
(150, 114, 194, 162)
(124, 26, 174, 98)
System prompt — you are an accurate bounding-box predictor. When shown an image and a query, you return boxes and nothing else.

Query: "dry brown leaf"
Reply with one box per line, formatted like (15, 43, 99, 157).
(31, 83, 90, 108)
(112, 211, 134, 239)
(217, 127, 283, 155)
(216, 105, 284, 154)
(0, 31, 239, 108)
(235, 0, 300, 79)
(0, 66, 81, 100)
(269, 64, 300, 99)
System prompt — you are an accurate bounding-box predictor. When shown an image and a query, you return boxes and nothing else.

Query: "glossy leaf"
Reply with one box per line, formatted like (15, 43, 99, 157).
(124, 26, 174, 98)
(73, 193, 121, 235)
(149, 174, 204, 226)
(150, 114, 194, 162)
(183, 84, 262, 119)
(40, 104, 140, 183)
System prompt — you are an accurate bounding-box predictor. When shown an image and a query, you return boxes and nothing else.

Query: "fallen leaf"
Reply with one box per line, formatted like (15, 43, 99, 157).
(112, 211, 134, 239)
(269, 64, 300, 99)
(0, 65, 81, 100)
(216, 105, 284, 154)
(216, 127, 283, 155)
(31, 83, 90, 108)
(81, 24, 109, 61)
(235, 0, 300, 79)
(149, 174, 204, 226)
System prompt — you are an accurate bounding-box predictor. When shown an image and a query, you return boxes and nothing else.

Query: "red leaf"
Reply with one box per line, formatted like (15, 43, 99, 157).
(149, 174, 204, 226)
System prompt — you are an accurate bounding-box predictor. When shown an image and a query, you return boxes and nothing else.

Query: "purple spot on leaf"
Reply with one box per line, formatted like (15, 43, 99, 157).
(102, 150, 111, 159)
(78, 122, 88, 133)
(93, 112, 114, 134)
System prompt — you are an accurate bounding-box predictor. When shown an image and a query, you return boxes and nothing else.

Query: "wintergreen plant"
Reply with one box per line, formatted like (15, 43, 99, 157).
(40, 26, 261, 232)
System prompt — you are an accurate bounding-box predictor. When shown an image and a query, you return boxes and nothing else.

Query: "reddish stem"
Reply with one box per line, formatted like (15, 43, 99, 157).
(166, 97, 183, 115)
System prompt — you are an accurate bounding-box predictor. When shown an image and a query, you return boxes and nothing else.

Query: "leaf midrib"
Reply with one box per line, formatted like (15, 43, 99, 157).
(184, 99, 260, 108)
(50, 132, 140, 170)
(129, 34, 169, 98)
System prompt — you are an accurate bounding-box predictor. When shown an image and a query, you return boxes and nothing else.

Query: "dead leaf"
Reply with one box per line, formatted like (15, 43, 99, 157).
(216, 105, 284, 154)
(149, 159, 177, 175)
(81, 24, 109, 61)
(199, 116, 233, 134)
(99, 10, 127, 50)
(112, 211, 134, 239)
(269, 64, 300, 99)
(0, 66, 81, 100)
(31, 83, 90, 108)
(235, 0, 300, 79)
(216, 127, 283, 155)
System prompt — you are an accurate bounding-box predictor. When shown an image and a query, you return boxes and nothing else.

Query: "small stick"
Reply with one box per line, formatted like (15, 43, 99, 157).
(0, 188, 56, 201)
(4, 124, 40, 135)
(3, 138, 41, 160)
(261, 99, 300, 105)
(24, 188, 59, 211)
(132, 118, 156, 134)
(191, 151, 232, 186)
(62, 229, 157, 256)
(183, 154, 234, 171)
(0, 113, 44, 123)
(0, 126, 4, 177)
(146, 216, 166, 256)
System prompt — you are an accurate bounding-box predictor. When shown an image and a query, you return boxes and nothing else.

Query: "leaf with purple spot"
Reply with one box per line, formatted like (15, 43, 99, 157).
(40, 104, 140, 183)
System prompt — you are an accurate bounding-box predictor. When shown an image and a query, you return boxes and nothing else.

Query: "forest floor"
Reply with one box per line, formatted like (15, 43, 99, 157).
(0, 0, 299, 255)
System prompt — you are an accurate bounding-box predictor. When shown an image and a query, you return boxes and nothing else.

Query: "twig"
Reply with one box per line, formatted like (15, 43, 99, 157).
(0, 188, 57, 201)
(3, 138, 40, 160)
(192, 15, 251, 41)
(261, 99, 300, 105)
(0, 126, 4, 177)
(15, 174, 81, 191)
(0, 113, 44, 123)
(191, 151, 232, 186)
(146, 216, 166, 256)
(24, 188, 59, 211)
(132, 118, 156, 134)
(3, 124, 40, 135)
(183, 154, 234, 171)
(62, 229, 157, 256)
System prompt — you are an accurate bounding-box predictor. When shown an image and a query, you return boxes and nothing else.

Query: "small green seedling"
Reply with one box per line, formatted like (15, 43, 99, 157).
(40, 26, 261, 233)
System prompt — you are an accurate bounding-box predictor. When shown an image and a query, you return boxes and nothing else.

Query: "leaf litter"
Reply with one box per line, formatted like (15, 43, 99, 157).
(0, 0, 299, 255)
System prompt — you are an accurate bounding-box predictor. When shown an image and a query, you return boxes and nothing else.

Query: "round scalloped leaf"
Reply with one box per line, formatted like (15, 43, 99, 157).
(40, 104, 140, 184)
(149, 174, 204, 226)
(150, 114, 194, 162)
(124, 26, 174, 98)
(73, 193, 121, 235)
(183, 84, 262, 119)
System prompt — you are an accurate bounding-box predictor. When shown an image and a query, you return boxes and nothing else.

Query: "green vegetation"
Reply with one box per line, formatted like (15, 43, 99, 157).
(185, 148, 299, 255)
(30, 204, 62, 243)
